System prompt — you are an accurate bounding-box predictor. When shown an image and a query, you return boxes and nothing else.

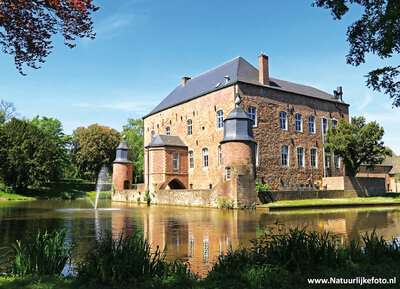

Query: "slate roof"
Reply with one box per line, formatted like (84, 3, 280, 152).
(145, 135, 187, 148)
(144, 56, 347, 118)
(116, 140, 131, 150)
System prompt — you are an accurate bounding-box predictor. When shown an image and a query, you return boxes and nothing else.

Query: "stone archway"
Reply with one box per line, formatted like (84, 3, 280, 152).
(167, 178, 186, 189)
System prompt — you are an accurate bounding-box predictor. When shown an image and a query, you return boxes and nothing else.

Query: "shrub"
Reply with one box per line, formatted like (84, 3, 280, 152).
(137, 197, 141, 203)
(8, 229, 73, 278)
(217, 198, 234, 209)
(255, 179, 270, 193)
(144, 190, 151, 205)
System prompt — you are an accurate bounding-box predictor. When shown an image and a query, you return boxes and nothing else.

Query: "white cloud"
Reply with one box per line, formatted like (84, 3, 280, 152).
(356, 93, 372, 111)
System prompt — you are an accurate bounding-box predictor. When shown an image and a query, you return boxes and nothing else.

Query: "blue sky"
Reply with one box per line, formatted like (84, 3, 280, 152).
(1, 0, 399, 153)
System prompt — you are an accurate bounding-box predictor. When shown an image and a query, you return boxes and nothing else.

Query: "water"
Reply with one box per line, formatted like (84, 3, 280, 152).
(1, 200, 400, 275)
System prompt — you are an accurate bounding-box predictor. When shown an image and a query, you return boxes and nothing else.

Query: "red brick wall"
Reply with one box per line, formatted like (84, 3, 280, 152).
(112, 162, 133, 190)
(143, 82, 350, 191)
(143, 85, 236, 190)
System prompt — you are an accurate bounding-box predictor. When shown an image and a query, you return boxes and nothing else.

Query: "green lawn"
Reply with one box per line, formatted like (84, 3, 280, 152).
(0, 180, 111, 200)
(261, 193, 400, 208)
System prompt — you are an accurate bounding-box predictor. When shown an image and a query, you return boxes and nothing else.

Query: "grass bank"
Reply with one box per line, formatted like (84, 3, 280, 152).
(260, 193, 400, 209)
(0, 179, 111, 200)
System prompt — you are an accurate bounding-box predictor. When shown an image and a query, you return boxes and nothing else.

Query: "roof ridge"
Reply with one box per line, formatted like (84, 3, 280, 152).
(184, 56, 241, 83)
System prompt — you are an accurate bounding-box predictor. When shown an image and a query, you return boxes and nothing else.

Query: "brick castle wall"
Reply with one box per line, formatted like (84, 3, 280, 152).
(238, 82, 349, 189)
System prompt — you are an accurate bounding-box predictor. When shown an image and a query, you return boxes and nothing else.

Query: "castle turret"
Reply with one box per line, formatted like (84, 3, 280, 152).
(112, 135, 134, 190)
(220, 95, 257, 208)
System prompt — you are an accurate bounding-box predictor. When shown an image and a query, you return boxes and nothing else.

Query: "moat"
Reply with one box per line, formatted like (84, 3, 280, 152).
(1, 200, 400, 275)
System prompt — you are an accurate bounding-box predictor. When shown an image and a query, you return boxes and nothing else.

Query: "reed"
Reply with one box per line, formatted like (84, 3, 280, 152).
(8, 229, 73, 278)
(77, 231, 195, 285)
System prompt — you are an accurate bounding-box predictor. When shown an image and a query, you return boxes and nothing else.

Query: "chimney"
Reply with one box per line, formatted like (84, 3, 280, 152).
(258, 53, 269, 85)
(182, 76, 191, 86)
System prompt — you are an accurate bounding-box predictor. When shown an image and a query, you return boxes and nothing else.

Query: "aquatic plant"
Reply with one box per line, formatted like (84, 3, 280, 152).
(8, 229, 73, 278)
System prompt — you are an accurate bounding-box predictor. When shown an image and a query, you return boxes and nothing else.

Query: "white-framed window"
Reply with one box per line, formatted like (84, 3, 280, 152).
(172, 152, 179, 170)
(187, 119, 192, 136)
(189, 150, 194, 169)
(226, 167, 231, 181)
(309, 116, 315, 134)
(218, 145, 221, 167)
(217, 110, 224, 129)
(332, 119, 338, 128)
(255, 143, 259, 167)
(297, 147, 304, 167)
(279, 112, 287, 130)
(281, 145, 289, 167)
(166, 126, 170, 135)
(325, 154, 331, 168)
(310, 148, 317, 168)
(295, 114, 302, 132)
(202, 148, 209, 169)
(334, 154, 340, 169)
(248, 106, 257, 127)
(322, 117, 328, 136)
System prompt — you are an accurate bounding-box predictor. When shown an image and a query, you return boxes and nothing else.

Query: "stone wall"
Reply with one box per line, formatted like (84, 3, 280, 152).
(258, 189, 359, 203)
(239, 82, 349, 190)
(322, 176, 386, 196)
(113, 188, 218, 207)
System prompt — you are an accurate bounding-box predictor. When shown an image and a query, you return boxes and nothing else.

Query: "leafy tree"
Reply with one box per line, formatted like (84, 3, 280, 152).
(0, 100, 17, 124)
(30, 115, 75, 178)
(121, 118, 144, 184)
(72, 124, 120, 181)
(324, 117, 392, 176)
(0, 0, 98, 75)
(0, 118, 61, 192)
(313, 0, 400, 107)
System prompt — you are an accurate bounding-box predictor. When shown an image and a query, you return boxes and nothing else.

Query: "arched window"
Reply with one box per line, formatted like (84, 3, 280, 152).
(281, 145, 289, 167)
(310, 148, 317, 168)
(165, 126, 170, 135)
(217, 110, 224, 129)
(248, 106, 257, 127)
(309, 116, 315, 133)
(279, 112, 287, 130)
(332, 119, 338, 128)
(187, 119, 192, 136)
(202, 148, 209, 169)
(151, 130, 155, 139)
(295, 113, 302, 132)
(322, 117, 328, 136)
(189, 150, 194, 169)
(297, 147, 304, 167)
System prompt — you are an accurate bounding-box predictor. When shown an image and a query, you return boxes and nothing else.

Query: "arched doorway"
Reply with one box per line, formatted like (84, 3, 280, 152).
(167, 178, 186, 189)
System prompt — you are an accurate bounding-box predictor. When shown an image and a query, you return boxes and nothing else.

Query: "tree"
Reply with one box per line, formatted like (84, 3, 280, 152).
(121, 118, 144, 184)
(30, 115, 74, 178)
(0, 0, 98, 75)
(313, 0, 400, 107)
(0, 100, 17, 124)
(324, 116, 392, 176)
(0, 118, 61, 192)
(71, 124, 120, 181)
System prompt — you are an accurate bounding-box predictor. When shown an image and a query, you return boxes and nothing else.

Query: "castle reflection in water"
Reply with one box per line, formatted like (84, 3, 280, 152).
(110, 203, 400, 276)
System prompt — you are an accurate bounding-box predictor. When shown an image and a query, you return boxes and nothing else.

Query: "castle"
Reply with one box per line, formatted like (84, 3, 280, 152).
(113, 53, 351, 208)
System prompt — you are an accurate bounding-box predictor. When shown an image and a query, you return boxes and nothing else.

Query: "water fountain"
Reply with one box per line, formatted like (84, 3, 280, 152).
(94, 165, 110, 209)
